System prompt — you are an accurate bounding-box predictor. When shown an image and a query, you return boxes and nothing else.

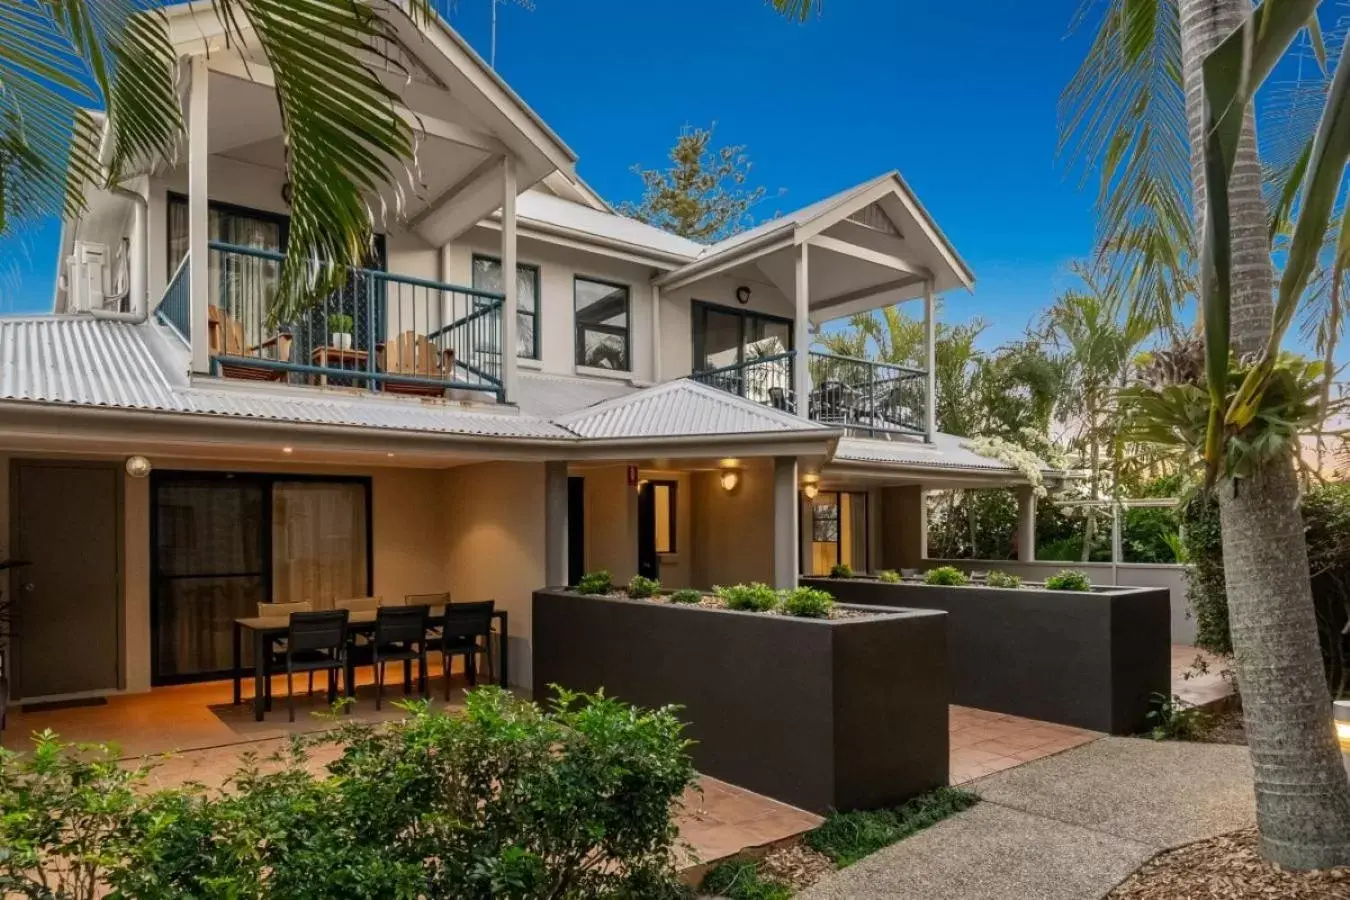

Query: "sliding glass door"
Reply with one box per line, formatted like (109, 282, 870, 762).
(807, 491, 869, 575)
(151, 472, 371, 684)
(693, 301, 793, 372)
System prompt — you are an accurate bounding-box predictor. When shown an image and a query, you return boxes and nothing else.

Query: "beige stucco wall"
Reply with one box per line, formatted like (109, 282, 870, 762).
(582, 465, 638, 585)
(440, 461, 546, 688)
(689, 460, 776, 588)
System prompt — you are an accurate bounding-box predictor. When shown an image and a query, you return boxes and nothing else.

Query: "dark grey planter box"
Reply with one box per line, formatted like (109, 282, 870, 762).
(532, 589, 949, 814)
(801, 578, 1170, 735)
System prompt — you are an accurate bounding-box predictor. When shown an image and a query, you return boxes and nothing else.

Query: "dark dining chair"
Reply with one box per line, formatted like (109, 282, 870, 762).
(435, 601, 496, 699)
(280, 609, 349, 723)
(346, 604, 430, 710)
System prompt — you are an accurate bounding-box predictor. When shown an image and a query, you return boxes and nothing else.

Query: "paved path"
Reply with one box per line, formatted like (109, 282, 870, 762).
(801, 738, 1255, 900)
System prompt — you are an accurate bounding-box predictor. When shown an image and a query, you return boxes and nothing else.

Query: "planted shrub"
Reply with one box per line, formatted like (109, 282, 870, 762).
(9, 689, 696, 899)
(782, 586, 835, 618)
(829, 563, 853, 579)
(1044, 569, 1092, 592)
(701, 860, 793, 900)
(716, 582, 779, 612)
(669, 588, 704, 605)
(877, 569, 902, 584)
(327, 312, 355, 334)
(626, 574, 661, 599)
(575, 570, 613, 596)
(923, 566, 969, 586)
(1145, 692, 1214, 742)
(806, 787, 978, 868)
(985, 571, 1022, 589)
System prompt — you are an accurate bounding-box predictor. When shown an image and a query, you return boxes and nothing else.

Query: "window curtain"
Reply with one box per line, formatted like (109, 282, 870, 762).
(271, 482, 368, 607)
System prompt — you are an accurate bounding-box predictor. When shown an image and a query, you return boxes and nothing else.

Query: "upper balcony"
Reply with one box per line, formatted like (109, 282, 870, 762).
(690, 351, 927, 438)
(156, 242, 506, 401)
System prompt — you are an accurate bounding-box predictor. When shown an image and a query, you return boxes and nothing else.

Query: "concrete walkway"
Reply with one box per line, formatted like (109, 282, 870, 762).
(801, 738, 1255, 900)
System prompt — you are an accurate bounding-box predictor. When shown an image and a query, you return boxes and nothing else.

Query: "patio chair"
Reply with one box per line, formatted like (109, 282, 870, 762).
(258, 600, 316, 704)
(378, 331, 456, 397)
(208, 305, 294, 382)
(346, 605, 431, 710)
(280, 609, 349, 723)
(434, 600, 495, 699)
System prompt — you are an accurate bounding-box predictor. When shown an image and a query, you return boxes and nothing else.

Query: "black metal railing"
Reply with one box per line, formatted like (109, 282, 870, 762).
(807, 351, 926, 436)
(690, 351, 796, 413)
(203, 241, 504, 401)
(690, 350, 928, 436)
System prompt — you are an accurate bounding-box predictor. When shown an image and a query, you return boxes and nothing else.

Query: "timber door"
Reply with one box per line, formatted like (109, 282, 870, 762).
(12, 461, 122, 699)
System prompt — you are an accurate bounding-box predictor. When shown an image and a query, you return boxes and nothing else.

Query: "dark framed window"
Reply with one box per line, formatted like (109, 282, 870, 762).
(472, 254, 541, 360)
(651, 480, 677, 554)
(149, 471, 373, 685)
(692, 300, 793, 372)
(575, 276, 630, 371)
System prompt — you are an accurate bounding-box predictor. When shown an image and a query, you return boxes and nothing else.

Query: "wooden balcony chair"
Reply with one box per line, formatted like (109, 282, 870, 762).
(208, 304, 294, 382)
(378, 331, 456, 397)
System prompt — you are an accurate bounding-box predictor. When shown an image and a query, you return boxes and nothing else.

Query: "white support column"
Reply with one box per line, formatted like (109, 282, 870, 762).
(544, 461, 569, 587)
(773, 457, 800, 590)
(923, 278, 936, 443)
(187, 55, 210, 374)
(1016, 485, 1037, 563)
(500, 156, 519, 403)
(793, 243, 811, 414)
(651, 283, 663, 383)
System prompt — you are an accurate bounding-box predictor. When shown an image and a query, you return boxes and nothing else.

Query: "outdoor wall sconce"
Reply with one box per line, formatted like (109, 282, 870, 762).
(125, 455, 152, 479)
(801, 477, 820, 500)
(735, 285, 752, 305)
(720, 470, 741, 492)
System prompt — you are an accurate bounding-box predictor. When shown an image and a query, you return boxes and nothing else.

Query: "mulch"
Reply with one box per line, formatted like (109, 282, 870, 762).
(1109, 828, 1350, 899)
(1194, 707, 1247, 746)
(757, 843, 836, 892)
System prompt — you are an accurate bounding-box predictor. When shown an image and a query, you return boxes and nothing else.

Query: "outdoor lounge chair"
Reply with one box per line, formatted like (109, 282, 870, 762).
(208, 304, 293, 382)
(378, 331, 456, 396)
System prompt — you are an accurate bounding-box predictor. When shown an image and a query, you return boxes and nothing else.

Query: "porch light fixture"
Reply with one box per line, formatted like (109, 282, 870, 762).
(735, 285, 752, 305)
(282, 447, 294, 455)
(801, 477, 820, 500)
(719, 470, 740, 492)
(125, 456, 152, 479)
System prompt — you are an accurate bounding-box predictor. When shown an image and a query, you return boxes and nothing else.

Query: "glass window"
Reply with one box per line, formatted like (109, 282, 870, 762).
(808, 491, 868, 575)
(472, 255, 540, 359)
(575, 277, 630, 370)
(652, 481, 676, 554)
(271, 481, 369, 606)
(693, 301, 793, 372)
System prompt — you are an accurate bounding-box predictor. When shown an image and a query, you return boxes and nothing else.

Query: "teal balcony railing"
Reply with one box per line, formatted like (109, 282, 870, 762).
(690, 350, 928, 437)
(156, 255, 191, 345)
(204, 241, 504, 401)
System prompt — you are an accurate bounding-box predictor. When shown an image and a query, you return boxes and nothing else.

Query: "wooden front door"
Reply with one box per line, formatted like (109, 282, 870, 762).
(12, 461, 121, 699)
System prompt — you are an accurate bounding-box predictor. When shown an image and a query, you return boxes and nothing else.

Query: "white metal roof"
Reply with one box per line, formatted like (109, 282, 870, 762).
(554, 378, 831, 440)
(515, 370, 637, 419)
(514, 191, 705, 261)
(833, 433, 1036, 473)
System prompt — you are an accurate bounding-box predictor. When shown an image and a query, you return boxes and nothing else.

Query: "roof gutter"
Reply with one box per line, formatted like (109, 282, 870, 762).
(480, 213, 695, 269)
(654, 225, 795, 290)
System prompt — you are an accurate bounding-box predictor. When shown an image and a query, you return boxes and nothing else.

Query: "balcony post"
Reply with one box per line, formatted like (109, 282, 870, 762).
(544, 461, 569, 587)
(923, 277, 936, 442)
(187, 55, 210, 374)
(773, 456, 800, 589)
(500, 156, 518, 403)
(793, 243, 810, 415)
(1017, 485, 1037, 562)
(651, 283, 663, 382)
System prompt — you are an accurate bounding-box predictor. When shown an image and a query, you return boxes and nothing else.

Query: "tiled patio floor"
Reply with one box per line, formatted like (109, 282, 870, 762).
(948, 706, 1099, 784)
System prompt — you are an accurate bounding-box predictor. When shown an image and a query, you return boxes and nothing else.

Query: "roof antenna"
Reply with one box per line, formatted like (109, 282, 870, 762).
(491, 0, 536, 70)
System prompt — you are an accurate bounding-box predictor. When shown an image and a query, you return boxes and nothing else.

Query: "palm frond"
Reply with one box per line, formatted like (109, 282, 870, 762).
(767, 0, 816, 22)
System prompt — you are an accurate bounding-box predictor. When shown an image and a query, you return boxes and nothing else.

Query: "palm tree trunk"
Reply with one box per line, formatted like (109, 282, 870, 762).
(1181, 0, 1350, 869)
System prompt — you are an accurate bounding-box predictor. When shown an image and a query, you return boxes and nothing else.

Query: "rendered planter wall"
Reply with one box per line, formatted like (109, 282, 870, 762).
(532, 589, 949, 814)
(801, 578, 1170, 735)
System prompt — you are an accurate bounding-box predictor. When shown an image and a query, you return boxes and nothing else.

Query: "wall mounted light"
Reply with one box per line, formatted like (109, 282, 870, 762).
(801, 477, 820, 500)
(125, 456, 152, 479)
(282, 446, 294, 454)
(636, 478, 649, 494)
(735, 285, 752, 305)
(719, 470, 740, 492)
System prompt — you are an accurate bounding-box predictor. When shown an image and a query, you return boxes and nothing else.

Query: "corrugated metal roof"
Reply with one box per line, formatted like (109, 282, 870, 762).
(0, 317, 575, 440)
(833, 433, 1039, 473)
(516, 191, 705, 260)
(555, 378, 831, 440)
(515, 370, 637, 419)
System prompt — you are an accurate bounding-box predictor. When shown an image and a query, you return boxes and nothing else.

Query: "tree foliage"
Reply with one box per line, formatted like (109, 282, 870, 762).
(619, 124, 773, 242)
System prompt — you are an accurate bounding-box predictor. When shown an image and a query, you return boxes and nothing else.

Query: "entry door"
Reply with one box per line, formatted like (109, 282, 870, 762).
(567, 477, 586, 587)
(12, 462, 121, 699)
(637, 482, 658, 580)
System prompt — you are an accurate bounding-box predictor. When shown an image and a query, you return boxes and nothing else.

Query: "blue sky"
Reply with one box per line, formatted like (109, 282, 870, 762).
(0, 0, 1103, 348)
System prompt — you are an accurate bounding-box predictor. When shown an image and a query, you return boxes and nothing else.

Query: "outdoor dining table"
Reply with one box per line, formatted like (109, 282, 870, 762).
(231, 605, 509, 721)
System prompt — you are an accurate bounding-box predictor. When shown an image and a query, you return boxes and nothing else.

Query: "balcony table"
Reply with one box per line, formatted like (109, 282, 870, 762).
(310, 345, 370, 387)
(232, 605, 509, 721)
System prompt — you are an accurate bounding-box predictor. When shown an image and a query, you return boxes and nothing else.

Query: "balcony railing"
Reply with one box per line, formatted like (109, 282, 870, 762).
(690, 351, 796, 412)
(157, 255, 191, 345)
(200, 241, 504, 401)
(690, 351, 928, 437)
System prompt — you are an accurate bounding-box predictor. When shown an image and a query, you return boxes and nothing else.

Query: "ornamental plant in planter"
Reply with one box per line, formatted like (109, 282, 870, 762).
(985, 571, 1022, 589)
(1044, 569, 1092, 591)
(626, 575, 661, 599)
(878, 569, 902, 584)
(327, 312, 355, 350)
(533, 583, 950, 812)
(829, 563, 854, 579)
(923, 566, 969, 586)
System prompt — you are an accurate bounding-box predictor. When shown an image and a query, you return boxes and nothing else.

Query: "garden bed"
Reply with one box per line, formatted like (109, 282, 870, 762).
(532, 586, 950, 814)
(801, 575, 1171, 734)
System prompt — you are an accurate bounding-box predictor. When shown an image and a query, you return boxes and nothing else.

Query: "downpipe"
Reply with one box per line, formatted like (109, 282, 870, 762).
(89, 186, 148, 324)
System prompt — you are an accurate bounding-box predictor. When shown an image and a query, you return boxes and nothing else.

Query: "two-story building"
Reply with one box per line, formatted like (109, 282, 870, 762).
(0, 1, 1047, 705)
